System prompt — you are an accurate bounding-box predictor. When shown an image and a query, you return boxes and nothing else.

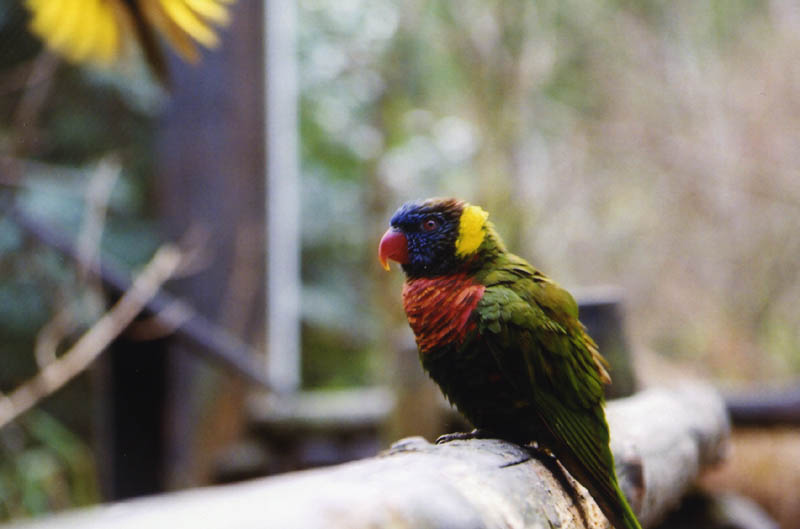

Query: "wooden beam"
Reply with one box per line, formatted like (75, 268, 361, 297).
(8, 384, 730, 529)
(725, 386, 800, 426)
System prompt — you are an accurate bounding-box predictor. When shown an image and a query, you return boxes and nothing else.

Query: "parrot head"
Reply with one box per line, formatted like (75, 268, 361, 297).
(379, 198, 492, 277)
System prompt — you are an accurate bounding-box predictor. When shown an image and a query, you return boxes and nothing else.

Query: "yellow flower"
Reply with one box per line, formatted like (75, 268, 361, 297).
(24, 0, 234, 70)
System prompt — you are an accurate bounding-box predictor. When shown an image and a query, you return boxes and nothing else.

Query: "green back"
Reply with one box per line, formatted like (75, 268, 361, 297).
(471, 229, 641, 529)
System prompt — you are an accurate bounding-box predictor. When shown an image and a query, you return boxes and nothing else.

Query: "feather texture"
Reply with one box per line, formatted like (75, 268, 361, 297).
(402, 273, 485, 354)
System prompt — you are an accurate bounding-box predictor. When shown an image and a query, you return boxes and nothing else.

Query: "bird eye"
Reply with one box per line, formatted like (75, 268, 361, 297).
(421, 218, 439, 231)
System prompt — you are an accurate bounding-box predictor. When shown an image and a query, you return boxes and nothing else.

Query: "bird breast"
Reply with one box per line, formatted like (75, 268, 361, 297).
(402, 274, 485, 353)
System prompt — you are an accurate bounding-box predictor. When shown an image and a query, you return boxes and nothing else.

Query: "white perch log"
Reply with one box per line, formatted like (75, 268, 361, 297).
(8, 384, 729, 529)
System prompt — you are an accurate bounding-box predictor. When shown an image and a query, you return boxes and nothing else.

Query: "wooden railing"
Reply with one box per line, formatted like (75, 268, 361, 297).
(8, 384, 729, 529)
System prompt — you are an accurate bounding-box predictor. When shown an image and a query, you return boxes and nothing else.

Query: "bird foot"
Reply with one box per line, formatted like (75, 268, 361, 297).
(435, 429, 492, 444)
(524, 441, 556, 459)
(498, 442, 554, 468)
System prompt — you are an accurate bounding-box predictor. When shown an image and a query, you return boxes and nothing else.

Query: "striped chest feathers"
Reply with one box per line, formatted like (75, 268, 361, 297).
(402, 273, 485, 353)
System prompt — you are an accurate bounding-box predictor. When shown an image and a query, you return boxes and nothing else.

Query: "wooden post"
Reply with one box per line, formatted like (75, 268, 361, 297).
(576, 287, 637, 399)
(147, 0, 267, 491)
(102, 336, 169, 499)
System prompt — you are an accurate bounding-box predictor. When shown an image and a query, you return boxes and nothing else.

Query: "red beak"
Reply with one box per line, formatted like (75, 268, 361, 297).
(378, 228, 409, 271)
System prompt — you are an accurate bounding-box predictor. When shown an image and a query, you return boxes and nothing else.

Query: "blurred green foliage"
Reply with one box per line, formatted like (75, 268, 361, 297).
(297, 0, 800, 388)
(0, 411, 99, 519)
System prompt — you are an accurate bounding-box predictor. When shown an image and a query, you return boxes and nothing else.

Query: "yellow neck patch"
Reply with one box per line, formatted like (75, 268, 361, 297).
(455, 204, 489, 257)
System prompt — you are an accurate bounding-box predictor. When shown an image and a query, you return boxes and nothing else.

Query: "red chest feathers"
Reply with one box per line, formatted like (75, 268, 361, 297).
(402, 274, 485, 353)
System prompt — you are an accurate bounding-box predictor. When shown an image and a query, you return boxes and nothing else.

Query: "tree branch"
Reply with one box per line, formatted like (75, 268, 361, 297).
(0, 245, 183, 429)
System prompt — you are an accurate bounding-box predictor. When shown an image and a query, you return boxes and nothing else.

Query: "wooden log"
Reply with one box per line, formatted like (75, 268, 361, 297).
(9, 384, 729, 529)
(605, 384, 729, 526)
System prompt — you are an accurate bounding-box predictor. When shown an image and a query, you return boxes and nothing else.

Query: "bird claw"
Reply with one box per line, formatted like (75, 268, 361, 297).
(524, 441, 556, 459)
(435, 429, 491, 444)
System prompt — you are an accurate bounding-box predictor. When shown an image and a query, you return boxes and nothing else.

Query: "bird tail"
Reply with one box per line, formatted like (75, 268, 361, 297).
(600, 480, 642, 529)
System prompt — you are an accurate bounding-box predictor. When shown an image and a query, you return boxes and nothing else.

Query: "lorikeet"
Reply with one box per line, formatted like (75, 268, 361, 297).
(379, 198, 642, 529)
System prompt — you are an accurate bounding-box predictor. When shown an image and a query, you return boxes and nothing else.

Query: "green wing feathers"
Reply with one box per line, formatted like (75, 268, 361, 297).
(475, 256, 641, 529)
